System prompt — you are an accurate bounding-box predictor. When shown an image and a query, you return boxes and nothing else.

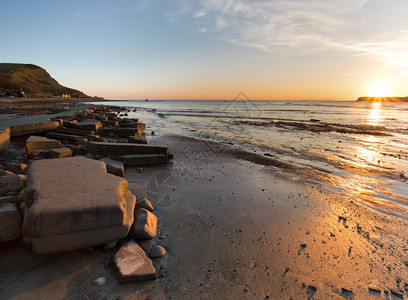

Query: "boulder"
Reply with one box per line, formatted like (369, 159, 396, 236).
(49, 147, 72, 158)
(135, 197, 154, 212)
(26, 136, 62, 155)
(22, 157, 136, 254)
(128, 208, 158, 240)
(100, 158, 125, 177)
(150, 245, 166, 259)
(0, 203, 22, 242)
(113, 243, 157, 283)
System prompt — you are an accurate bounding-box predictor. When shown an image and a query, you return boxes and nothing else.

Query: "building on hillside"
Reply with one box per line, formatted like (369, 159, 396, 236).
(54, 92, 72, 98)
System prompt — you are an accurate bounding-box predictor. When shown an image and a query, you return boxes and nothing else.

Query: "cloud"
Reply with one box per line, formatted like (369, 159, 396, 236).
(166, 0, 408, 71)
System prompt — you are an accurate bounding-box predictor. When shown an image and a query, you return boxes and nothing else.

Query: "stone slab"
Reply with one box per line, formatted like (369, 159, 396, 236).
(113, 243, 157, 283)
(127, 136, 149, 144)
(56, 126, 93, 136)
(74, 120, 102, 131)
(23, 157, 136, 254)
(49, 147, 72, 158)
(96, 128, 142, 138)
(85, 141, 170, 157)
(10, 121, 60, 137)
(119, 122, 146, 131)
(100, 158, 125, 177)
(47, 132, 88, 144)
(118, 154, 169, 167)
(24, 194, 134, 254)
(26, 136, 62, 155)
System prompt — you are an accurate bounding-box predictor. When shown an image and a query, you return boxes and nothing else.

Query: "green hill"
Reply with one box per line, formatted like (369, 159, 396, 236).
(0, 63, 89, 98)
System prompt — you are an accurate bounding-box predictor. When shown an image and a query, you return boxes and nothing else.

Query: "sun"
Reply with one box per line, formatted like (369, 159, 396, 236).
(367, 81, 392, 97)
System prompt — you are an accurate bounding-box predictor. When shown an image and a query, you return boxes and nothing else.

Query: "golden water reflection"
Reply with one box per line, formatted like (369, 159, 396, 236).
(367, 102, 381, 126)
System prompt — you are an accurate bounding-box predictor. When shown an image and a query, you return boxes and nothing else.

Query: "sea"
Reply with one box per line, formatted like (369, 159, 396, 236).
(93, 98, 408, 220)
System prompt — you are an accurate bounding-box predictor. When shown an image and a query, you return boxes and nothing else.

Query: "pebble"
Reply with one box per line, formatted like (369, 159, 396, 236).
(94, 277, 107, 286)
(150, 245, 166, 259)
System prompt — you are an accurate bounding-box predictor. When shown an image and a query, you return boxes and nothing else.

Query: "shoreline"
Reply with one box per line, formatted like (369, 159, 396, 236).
(0, 104, 407, 298)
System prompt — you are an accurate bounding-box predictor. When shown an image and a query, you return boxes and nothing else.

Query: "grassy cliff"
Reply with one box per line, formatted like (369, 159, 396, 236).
(0, 63, 89, 98)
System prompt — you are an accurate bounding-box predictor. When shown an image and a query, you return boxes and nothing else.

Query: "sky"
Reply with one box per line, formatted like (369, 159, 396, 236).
(1, 0, 408, 100)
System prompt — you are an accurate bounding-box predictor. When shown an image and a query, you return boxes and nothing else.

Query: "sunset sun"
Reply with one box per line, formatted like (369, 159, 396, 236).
(367, 81, 392, 97)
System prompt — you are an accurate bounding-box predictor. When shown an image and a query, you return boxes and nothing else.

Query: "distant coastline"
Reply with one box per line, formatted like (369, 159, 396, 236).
(356, 96, 408, 102)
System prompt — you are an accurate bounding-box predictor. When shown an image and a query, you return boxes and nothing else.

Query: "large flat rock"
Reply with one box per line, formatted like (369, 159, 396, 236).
(113, 243, 157, 283)
(22, 157, 136, 254)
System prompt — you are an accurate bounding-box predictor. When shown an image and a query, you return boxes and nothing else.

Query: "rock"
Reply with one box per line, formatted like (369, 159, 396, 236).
(135, 197, 154, 212)
(118, 154, 169, 167)
(74, 120, 102, 131)
(66, 144, 87, 156)
(22, 157, 136, 254)
(128, 208, 158, 240)
(100, 158, 125, 177)
(0, 196, 18, 205)
(85, 141, 170, 157)
(102, 240, 117, 250)
(85, 153, 95, 159)
(4, 162, 28, 174)
(113, 243, 157, 283)
(10, 121, 60, 137)
(94, 277, 107, 286)
(150, 245, 166, 259)
(119, 122, 146, 131)
(56, 126, 93, 136)
(389, 288, 404, 298)
(1, 170, 15, 176)
(47, 132, 88, 144)
(26, 136, 62, 155)
(49, 147, 72, 158)
(127, 136, 149, 144)
(0, 203, 22, 242)
(368, 284, 381, 293)
(0, 187, 10, 196)
(97, 128, 143, 138)
(0, 127, 10, 151)
(0, 174, 26, 193)
(137, 239, 155, 253)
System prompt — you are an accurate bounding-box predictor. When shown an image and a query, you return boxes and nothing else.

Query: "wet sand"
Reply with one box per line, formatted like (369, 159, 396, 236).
(1, 130, 407, 299)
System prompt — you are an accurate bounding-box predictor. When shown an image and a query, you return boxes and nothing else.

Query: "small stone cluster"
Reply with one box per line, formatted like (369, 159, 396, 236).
(0, 105, 170, 284)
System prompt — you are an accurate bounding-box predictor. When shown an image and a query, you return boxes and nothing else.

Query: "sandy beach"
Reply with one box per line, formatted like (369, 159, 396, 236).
(0, 100, 407, 299)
